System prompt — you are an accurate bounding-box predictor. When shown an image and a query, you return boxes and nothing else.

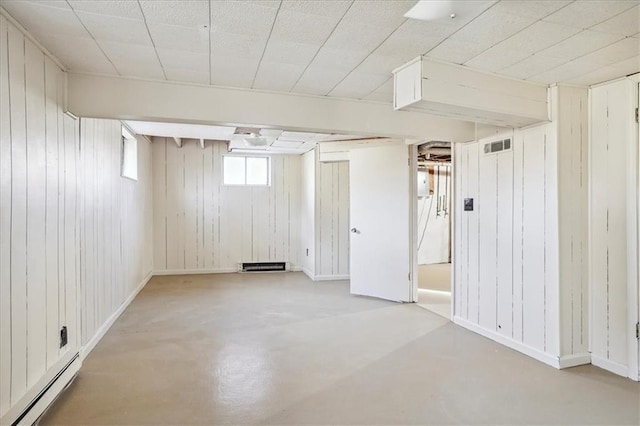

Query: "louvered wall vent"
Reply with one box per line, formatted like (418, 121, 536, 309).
(241, 262, 287, 272)
(484, 138, 511, 154)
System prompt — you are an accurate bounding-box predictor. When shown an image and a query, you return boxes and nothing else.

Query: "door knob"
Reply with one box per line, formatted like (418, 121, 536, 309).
(350, 228, 360, 234)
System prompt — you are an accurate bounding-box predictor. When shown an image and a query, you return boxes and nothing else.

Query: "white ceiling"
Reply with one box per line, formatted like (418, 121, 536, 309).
(125, 120, 367, 154)
(1, 0, 638, 103)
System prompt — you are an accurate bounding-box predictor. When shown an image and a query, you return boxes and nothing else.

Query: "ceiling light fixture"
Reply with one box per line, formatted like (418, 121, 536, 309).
(404, 0, 455, 21)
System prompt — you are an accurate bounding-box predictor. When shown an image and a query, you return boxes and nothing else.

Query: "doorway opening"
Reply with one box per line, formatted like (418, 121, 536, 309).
(415, 142, 452, 318)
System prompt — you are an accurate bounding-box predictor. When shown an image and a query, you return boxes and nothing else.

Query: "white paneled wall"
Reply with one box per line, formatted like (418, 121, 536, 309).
(301, 150, 315, 277)
(1, 15, 154, 422)
(455, 125, 561, 365)
(152, 138, 301, 273)
(590, 78, 639, 379)
(1, 14, 80, 418)
(417, 165, 451, 265)
(454, 86, 590, 368)
(316, 160, 350, 279)
(556, 86, 589, 363)
(79, 119, 153, 348)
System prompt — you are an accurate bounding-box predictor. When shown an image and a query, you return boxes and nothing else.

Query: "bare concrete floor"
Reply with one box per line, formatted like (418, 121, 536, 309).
(41, 273, 639, 425)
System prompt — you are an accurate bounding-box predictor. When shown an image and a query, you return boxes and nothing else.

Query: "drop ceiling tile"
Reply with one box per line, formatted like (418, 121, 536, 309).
(375, 28, 442, 59)
(67, 0, 143, 20)
(491, 0, 572, 20)
(211, 56, 259, 88)
(270, 9, 342, 46)
(164, 67, 209, 85)
(450, 6, 536, 46)
(530, 37, 640, 83)
(324, 22, 397, 52)
(342, 0, 413, 28)
(541, 30, 625, 60)
(528, 61, 588, 84)
(139, 0, 208, 27)
(211, 29, 267, 59)
(261, 39, 319, 66)
(543, 0, 637, 29)
(568, 36, 640, 70)
(2, 1, 88, 39)
(499, 54, 568, 80)
(100, 41, 165, 79)
(465, 21, 581, 71)
(292, 66, 349, 96)
(253, 62, 307, 92)
(356, 53, 411, 75)
(37, 34, 118, 74)
(156, 48, 209, 72)
(591, 5, 640, 37)
(147, 22, 209, 54)
(310, 47, 369, 72)
(210, 1, 279, 37)
(76, 12, 152, 46)
(328, 71, 389, 99)
(426, 38, 486, 64)
(362, 78, 393, 102)
(280, 0, 352, 18)
(568, 55, 640, 85)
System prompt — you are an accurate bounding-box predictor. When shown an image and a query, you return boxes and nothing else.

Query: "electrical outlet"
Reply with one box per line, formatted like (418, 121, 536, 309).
(60, 326, 68, 348)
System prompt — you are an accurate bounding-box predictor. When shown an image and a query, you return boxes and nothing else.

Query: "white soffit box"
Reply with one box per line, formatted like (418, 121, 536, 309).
(393, 57, 549, 128)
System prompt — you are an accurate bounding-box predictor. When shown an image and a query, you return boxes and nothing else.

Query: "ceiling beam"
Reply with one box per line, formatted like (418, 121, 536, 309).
(66, 73, 485, 142)
(173, 137, 182, 148)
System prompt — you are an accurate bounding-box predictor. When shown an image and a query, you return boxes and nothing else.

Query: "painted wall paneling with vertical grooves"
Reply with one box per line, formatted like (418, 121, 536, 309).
(589, 78, 639, 380)
(152, 137, 302, 273)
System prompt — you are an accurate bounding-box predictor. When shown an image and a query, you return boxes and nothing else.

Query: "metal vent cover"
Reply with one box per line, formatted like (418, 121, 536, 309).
(241, 262, 286, 272)
(484, 138, 511, 154)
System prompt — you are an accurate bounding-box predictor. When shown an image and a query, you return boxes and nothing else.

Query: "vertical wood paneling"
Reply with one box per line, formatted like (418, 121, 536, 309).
(496, 151, 514, 338)
(0, 14, 12, 415)
(8, 21, 28, 404)
(1, 18, 157, 421)
(478, 153, 497, 330)
(590, 79, 636, 376)
(557, 86, 589, 358)
(152, 138, 302, 272)
(466, 144, 480, 323)
(44, 56, 59, 368)
(456, 121, 567, 361)
(316, 160, 350, 277)
(522, 126, 546, 351)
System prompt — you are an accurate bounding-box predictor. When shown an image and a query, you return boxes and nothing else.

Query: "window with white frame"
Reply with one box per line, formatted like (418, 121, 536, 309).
(223, 155, 270, 186)
(121, 126, 137, 180)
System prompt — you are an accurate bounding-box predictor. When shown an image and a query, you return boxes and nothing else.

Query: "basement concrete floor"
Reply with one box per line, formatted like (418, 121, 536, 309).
(41, 273, 639, 425)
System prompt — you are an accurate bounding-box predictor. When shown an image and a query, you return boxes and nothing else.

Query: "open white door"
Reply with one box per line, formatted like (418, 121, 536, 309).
(349, 143, 413, 302)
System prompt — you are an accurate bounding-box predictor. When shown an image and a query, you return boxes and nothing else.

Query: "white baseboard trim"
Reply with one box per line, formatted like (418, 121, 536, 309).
(454, 316, 560, 369)
(154, 266, 303, 276)
(558, 353, 591, 369)
(81, 271, 153, 360)
(302, 267, 314, 280)
(313, 274, 350, 281)
(591, 354, 629, 377)
(154, 268, 237, 275)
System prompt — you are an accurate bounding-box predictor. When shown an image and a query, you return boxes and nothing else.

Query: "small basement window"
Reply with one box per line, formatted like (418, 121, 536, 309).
(223, 155, 270, 186)
(121, 126, 137, 180)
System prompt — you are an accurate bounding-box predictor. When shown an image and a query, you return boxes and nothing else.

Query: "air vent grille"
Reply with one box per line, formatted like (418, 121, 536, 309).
(484, 138, 511, 154)
(241, 262, 286, 272)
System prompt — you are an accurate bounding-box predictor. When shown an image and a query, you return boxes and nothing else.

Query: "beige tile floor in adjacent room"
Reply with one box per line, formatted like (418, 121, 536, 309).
(40, 273, 639, 425)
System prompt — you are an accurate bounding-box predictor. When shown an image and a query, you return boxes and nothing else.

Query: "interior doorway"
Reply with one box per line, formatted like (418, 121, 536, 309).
(415, 142, 452, 318)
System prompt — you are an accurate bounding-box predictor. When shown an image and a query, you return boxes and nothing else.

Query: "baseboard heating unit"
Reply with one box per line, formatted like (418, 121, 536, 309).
(241, 262, 287, 272)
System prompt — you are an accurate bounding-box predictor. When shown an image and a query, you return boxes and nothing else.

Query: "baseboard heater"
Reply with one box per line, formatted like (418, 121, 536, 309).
(7, 352, 80, 426)
(241, 262, 287, 272)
